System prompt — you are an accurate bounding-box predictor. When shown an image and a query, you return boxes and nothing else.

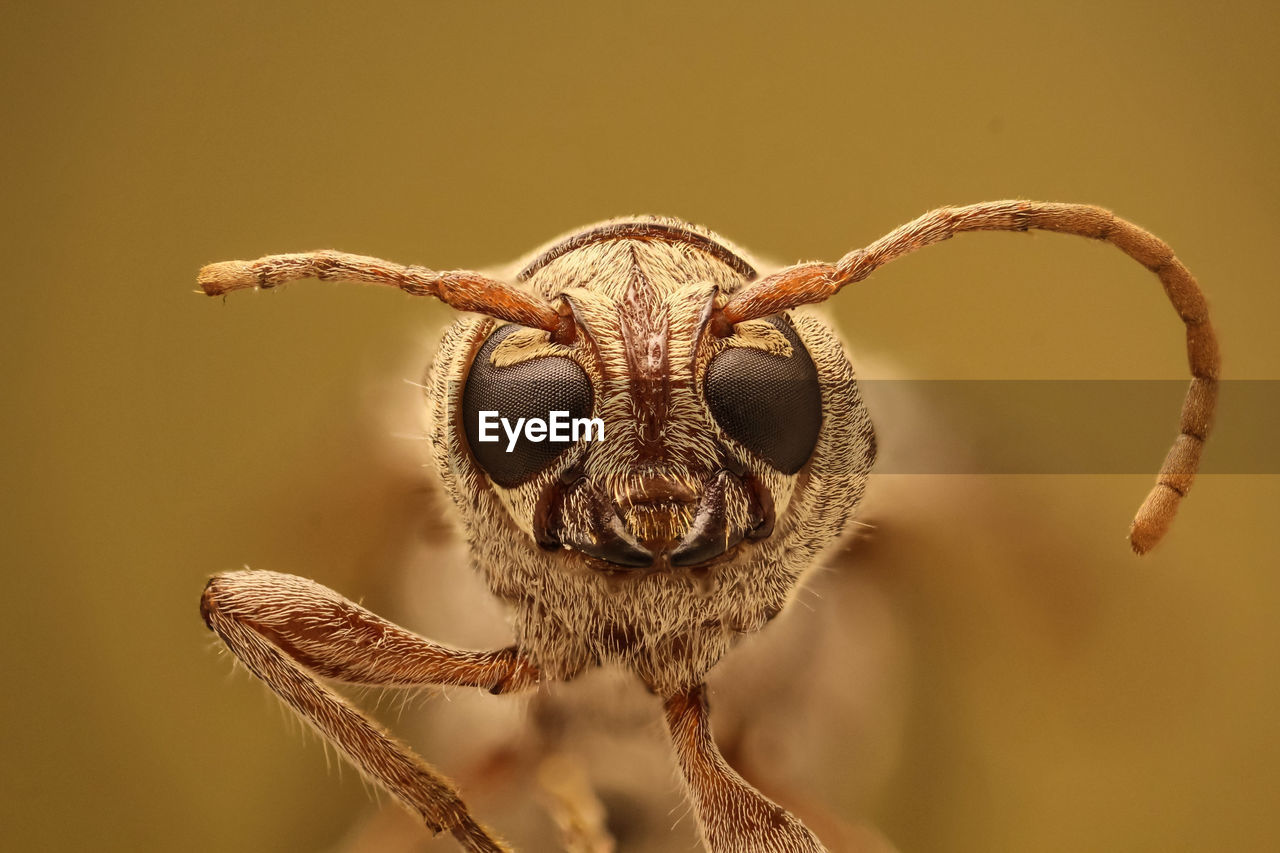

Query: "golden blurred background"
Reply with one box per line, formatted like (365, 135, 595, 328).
(2, 2, 1277, 851)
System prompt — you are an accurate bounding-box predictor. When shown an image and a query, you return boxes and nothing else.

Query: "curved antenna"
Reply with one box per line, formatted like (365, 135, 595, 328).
(721, 201, 1219, 555)
(199, 249, 572, 341)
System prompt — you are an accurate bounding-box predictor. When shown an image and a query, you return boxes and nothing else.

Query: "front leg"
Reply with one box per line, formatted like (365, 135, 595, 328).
(665, 684, 827, 853)
(200, 570, 539, 853)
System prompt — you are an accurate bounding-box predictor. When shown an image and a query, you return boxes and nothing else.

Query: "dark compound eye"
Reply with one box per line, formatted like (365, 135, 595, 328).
(704, 316, 822, 474)
(462, 325, 594, 488)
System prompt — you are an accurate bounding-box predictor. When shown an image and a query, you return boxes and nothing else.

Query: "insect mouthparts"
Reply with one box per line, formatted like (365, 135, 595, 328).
(616, 476, 698, 510)
(201, 202, 1217, 853)
(532, 463, 775, 573)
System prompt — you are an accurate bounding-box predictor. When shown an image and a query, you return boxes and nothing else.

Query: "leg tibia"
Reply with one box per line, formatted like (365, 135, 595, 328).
(201, 570, 537, 852)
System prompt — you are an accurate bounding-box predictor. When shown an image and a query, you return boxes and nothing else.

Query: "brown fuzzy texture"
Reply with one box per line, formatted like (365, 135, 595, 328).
(428, 220, 875, 697)
(200, 204, 1208, 851)
(200, 571, 526, 852)
(665, 685, 827, 852)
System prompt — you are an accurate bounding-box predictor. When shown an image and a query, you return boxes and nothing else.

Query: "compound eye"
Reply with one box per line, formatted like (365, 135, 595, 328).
(704, 316, 822, 474)
(462, 325, 594, 488)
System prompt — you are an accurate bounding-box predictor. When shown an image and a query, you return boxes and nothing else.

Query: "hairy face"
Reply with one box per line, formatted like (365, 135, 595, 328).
(428, 218, 875, 693)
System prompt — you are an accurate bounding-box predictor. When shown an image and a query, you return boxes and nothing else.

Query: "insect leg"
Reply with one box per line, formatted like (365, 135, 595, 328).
(664, 684, 827, 853)
(200, 570, 539, 853)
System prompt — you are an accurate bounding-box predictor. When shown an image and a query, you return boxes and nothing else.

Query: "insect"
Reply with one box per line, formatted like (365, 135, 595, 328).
(198, 201, 1217, 852)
